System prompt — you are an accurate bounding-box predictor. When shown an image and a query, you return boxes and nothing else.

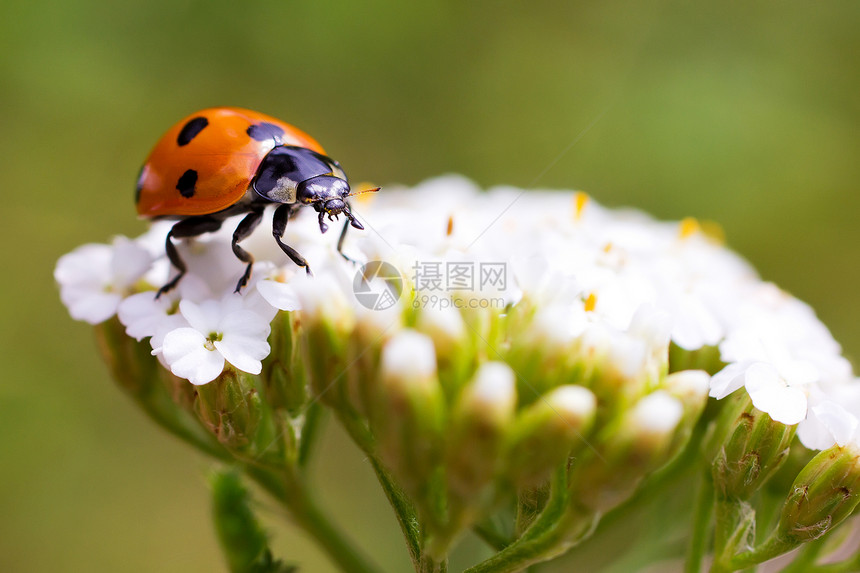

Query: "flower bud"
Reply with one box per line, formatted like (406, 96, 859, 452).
(572, 391, 683, 513)
(446, 362, 517, 499)
(662, 369, 710, 460)
(415, 300, 467, 359)
(344, 300, 404, 417)
(294, 275, 355, 406)
(96, 317, 201, 439)
(415, 302, 473, 391)
(261, 312, 307, 414)
(371, 330, 446, 495)
(194, 368, 283, 465)
(94, 316, 159, 395)
(505, 302, 584, 399)
(776, 444, 860, 543)
(506, 385, 597, 488)
(711, 394, 795, 501)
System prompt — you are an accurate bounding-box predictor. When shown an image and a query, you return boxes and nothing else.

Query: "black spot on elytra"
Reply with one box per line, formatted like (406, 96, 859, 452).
(176, 169, 198, 198)
(135, 165, 146, 204)
(247, 122, 285, 144)
(176, 117, 209, 146)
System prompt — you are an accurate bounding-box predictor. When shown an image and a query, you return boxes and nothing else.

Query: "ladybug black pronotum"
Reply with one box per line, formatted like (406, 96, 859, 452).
(135, 107, 375, 297)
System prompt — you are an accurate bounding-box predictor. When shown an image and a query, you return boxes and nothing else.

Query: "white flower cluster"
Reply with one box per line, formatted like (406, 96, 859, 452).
(56, 175, 857, 449)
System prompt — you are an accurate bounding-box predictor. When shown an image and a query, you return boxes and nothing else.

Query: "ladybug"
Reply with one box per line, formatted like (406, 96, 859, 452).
(135, 107, 374, 297)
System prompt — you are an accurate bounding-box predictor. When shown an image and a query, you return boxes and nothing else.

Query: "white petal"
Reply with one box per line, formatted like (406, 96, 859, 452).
(214, 339, 266, 375)
(218, 309, 271, 340)
(178, 299, 220, 333)
(811, 401, 859, 447)
(256, 279, 302, 311)
(670, 296, 723, 350)
(748, 383, 807, 425)
(797, 416, 837, 451)
(780, 359, 819, 388)
(743, 362, 782, 395)
(162, 328, 225, 385)
(150, 313, 191, 351)
(65, 290, 122, 324)
(709, 362, 750, 399)
(110, 236, 153, 287)
(55, 244, 111, 286)
(117, 291, 173, 340)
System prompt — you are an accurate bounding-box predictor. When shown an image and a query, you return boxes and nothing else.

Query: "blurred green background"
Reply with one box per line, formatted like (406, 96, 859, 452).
(1, 0, 858, 571)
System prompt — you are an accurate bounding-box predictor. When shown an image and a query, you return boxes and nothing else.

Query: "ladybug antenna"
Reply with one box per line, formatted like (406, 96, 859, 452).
(345, 186, 381, 199)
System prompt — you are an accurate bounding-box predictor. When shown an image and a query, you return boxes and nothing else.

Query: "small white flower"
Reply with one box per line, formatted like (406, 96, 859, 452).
(55, 237, 153, 324)
(712, 329, 819, 424)
(153, 295, 272, 385)
(58, 175, 855, 448)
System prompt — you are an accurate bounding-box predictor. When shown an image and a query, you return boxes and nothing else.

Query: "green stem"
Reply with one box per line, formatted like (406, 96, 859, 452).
(711, 497, 752, 573)
(247, 465, 381, 573)
(333, 409, 425, 570)
(464, 468, 594, 573)
(369, 456, 422, 566)
(297, 401, 324, 467)
(726, 534, 794, 571)
(417, 554, 448, 573)
(685, 471, 714, 573)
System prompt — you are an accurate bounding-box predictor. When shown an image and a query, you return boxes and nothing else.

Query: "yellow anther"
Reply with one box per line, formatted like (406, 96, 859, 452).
(446, 215, 454, 237)
(584, 292, 597, 312)
(603, 242, 614, 254)
(679, 217, 700, 240)
(354, 182, 379, 204)
(574, 192, 590, 221)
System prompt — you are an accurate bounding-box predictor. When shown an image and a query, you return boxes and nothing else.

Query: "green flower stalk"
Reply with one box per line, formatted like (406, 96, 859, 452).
(57, 176, 860, 572)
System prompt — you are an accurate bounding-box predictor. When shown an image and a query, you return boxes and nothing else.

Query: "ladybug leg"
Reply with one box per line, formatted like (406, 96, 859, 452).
(336, 202, 363, 264)
(157, 216, 223, 298)
(231, 207, 265, 292)
(272, 204, 312, 275)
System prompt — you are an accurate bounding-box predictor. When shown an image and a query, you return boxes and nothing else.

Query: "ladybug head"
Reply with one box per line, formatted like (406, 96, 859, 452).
(297, 175, 364, 234)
